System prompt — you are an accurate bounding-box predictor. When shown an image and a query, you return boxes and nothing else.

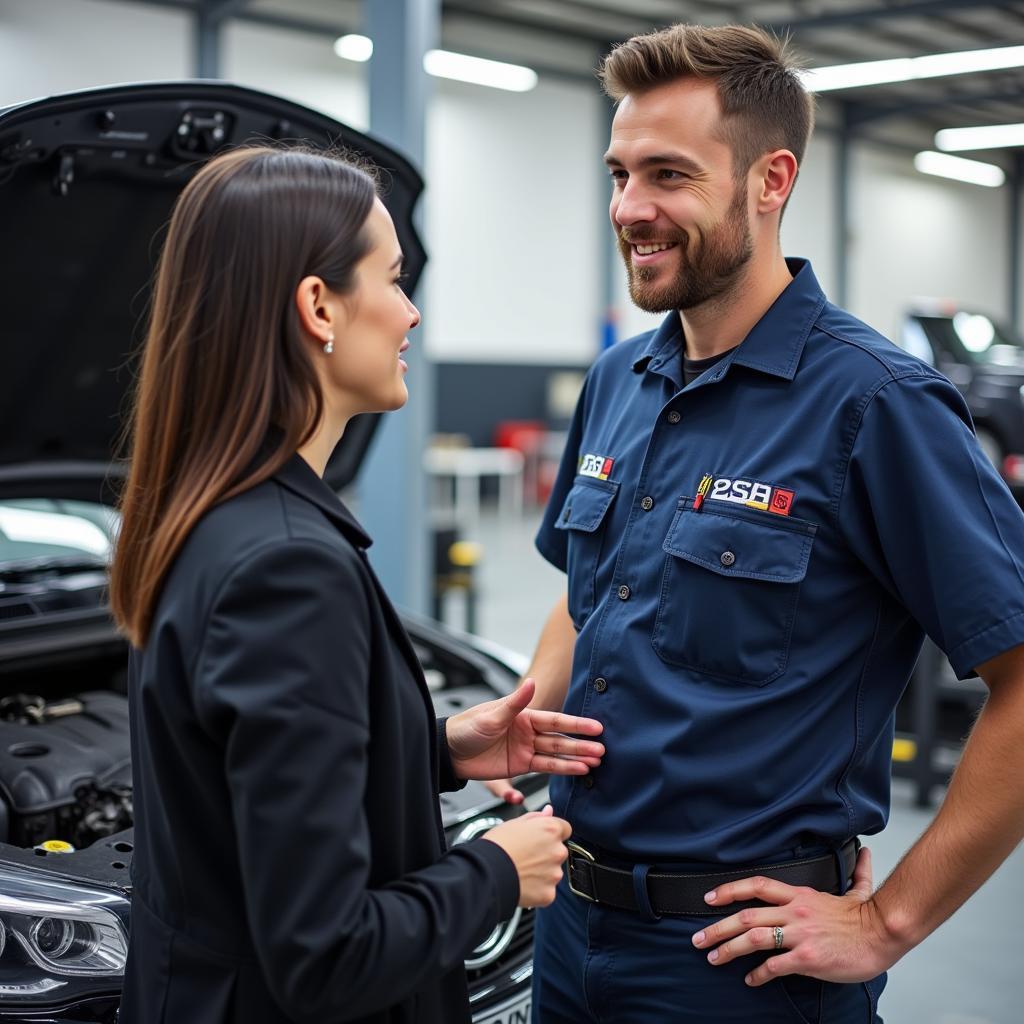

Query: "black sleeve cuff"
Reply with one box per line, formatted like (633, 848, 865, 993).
(436, 717, 468, 793)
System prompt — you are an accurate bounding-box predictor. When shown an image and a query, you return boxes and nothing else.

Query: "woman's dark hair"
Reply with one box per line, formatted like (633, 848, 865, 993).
(110, 145, 378, 647)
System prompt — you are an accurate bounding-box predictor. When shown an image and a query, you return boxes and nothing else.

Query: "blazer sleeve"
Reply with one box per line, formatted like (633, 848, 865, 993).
(193, 540, 519, 1023)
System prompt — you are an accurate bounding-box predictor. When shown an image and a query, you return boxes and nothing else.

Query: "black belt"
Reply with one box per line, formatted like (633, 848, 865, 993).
(566, 838, 858, 917)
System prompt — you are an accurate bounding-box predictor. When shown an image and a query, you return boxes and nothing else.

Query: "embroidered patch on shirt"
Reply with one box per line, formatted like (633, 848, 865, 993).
(579, 453, 615, 480)
(700, 476, 797, 515)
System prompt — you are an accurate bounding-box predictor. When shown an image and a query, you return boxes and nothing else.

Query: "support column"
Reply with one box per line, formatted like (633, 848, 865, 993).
(599, 90, 618, 352)
(359, 0, 440, 613)
(834, 102, 852, 309)
(1010, 152, 1023, 333)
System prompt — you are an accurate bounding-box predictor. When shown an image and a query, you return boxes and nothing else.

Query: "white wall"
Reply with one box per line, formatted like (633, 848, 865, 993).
(424, 75, 603, 363)
(222, 21, 366, 130)
(848, 145, 1010, 340)
(0, 0, 191, 107)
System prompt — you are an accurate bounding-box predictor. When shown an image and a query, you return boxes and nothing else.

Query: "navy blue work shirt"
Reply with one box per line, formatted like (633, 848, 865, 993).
(536, 258, 1024, 865)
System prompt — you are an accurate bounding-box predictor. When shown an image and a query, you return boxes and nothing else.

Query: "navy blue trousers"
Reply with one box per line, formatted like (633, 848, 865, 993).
(532, 875, 886, 1023)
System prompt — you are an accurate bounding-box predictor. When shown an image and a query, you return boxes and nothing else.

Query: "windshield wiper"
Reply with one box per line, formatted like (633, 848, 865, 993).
(0, 554, 108, 582)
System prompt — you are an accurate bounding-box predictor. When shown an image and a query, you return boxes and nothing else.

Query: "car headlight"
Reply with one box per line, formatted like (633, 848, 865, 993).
(0, 863, 128, 1003)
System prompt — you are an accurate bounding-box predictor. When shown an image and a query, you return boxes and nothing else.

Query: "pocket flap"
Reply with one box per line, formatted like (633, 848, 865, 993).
(663, 506, 814, 583)
(554, 478, 619, 533)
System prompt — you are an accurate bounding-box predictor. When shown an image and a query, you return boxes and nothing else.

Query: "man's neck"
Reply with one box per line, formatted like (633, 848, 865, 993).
(678, 252, 794, 361)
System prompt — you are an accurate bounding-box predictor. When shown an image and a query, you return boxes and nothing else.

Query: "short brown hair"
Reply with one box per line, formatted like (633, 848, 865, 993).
(599, 24, 814, 178)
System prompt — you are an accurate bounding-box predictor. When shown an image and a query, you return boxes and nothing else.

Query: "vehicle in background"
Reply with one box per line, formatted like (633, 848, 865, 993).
(901, 304, 1024, 501)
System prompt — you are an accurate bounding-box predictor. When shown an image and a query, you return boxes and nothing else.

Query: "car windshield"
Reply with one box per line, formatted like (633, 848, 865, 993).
(0, 500, 118, 571)
(920, 312, 1024, 367)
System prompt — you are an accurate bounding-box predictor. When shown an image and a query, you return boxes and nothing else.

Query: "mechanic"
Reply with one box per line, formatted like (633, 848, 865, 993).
(517, 22, 1024, 1023)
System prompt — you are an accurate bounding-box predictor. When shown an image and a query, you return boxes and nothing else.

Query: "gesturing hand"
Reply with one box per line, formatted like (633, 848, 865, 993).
(446, 678, 604, 782)
(691, 847, 902, 986)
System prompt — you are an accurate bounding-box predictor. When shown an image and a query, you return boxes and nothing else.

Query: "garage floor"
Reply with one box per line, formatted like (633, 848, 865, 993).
(452, 506, 1021, 1024)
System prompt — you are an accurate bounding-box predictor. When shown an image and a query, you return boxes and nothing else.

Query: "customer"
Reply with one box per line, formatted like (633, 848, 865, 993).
(109, 145, 604, 1024)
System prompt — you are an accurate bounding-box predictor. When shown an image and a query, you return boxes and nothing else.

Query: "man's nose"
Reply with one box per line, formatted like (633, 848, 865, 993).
(612, 181, 658, 227)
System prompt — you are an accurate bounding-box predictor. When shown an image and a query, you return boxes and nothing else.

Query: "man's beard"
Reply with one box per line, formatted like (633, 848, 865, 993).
(619, 185, 753, 313)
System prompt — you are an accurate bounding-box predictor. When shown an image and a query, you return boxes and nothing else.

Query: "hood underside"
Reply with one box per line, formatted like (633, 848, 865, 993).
(0, 81, 427, 502)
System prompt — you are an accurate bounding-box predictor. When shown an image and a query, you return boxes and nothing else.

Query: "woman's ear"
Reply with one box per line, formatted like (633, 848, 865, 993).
(294, 275, 340, 349)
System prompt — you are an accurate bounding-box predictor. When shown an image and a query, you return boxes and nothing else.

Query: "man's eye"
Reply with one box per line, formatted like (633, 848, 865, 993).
(609, 170, 627, 184)
(657, 169, 686, 180)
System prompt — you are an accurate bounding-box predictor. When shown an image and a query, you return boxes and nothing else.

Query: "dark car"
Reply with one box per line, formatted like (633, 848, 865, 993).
(0, 82, 539, 1024)
(901, 305, 1024, 499)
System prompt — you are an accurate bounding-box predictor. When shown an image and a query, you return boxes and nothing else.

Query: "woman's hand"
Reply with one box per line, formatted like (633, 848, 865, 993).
(446, 678, 604, 782)
(482, 805, 572, 908)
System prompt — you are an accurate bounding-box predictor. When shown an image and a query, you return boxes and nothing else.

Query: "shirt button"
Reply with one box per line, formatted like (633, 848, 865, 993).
(667, 410, 681, 424)
(720, 550, 736, 567)
(583, 776, 595, 789)
(640, 496, 654, 511)
(594, 677, 608, 693)
(617, 584, 631, 601)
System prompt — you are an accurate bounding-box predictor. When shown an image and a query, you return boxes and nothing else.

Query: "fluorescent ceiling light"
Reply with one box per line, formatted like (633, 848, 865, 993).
(935, 122, 1024, 151)
(333, 35, 537, 92)
(800, 43, 1024, 92)
(333, 34, 372, 62)
(423, 50, 537, 91)
(913, 151, 1005, 188)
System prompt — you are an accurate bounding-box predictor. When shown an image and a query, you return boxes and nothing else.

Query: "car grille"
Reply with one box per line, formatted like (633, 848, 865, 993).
(466, 907, 535, 991)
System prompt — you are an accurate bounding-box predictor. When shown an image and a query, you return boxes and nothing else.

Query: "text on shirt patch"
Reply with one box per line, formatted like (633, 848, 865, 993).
(579, 453, 615, 480)
(699, 476, 796, 516)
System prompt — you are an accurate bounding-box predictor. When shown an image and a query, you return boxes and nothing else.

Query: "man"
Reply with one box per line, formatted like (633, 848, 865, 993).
(502, 22, 1024, 1023)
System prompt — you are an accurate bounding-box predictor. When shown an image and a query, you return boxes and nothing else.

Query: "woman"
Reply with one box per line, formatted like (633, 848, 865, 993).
(109, 146, 604, 1024)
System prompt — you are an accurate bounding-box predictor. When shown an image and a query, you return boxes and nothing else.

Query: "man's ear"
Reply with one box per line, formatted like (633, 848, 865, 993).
(754, 149, 799, 215)
(294, 275, 339, 347)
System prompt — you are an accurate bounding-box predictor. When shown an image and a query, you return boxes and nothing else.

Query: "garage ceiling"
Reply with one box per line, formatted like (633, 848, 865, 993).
(141, 0, 1024, 159)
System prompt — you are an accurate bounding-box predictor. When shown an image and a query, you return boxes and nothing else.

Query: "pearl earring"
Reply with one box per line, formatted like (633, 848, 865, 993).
(323, 334, 334, 355)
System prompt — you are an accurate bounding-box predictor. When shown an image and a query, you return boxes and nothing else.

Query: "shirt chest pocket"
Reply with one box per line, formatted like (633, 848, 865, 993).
(554, 477, 619, 630)
(653, 504, 816, 686)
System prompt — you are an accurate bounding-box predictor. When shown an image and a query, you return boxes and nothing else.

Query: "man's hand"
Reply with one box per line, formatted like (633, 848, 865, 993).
(446, 678, 604, 782)
(690, 846, 905, 986)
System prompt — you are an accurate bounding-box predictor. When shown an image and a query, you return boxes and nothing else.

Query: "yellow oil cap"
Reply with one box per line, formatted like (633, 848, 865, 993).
(36, 840, 75, 854)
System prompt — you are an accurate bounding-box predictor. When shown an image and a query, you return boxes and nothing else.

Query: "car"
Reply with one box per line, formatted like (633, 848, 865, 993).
(0, 81, 540, 1024)
(901, 303, 1024, 500)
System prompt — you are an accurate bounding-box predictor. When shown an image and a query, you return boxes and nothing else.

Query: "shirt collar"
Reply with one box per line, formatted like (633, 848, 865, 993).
(273, 451, 374, 549)
(730, 258, 826, 381)
(630, 258, 826, 383)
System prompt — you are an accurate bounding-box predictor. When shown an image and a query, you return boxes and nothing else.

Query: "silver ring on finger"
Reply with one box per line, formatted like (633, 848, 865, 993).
(772, 925, 784, 950)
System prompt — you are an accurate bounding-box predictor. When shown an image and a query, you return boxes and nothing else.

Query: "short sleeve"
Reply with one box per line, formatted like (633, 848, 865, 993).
(838, 372, 1024, 678)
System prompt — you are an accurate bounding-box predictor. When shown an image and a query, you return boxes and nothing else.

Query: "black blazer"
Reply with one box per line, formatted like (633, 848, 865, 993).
(120, 453, 519, 1024)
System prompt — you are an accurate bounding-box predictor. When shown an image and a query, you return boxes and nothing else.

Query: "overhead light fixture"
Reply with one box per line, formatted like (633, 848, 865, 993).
(423, 50, 537, 91)
(913, 151, 1005, 188)
(935, 122, 1024, 151)
(801, 43, 1024, 92)
(333, 34, 373, 62)
(333, 35, 537, 92)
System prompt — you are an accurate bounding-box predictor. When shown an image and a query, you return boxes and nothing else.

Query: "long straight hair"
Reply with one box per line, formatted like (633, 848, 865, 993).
(110, 146, 377, 647)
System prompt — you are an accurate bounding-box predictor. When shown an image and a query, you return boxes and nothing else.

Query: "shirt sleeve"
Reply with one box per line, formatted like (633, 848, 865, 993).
(837, 371, 1024, 678)
(194, 541, 518, 1023)
(535, 373, 590, 571)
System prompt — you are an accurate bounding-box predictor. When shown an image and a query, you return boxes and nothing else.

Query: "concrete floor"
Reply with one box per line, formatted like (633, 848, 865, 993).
(443, 505, 1022, 1024)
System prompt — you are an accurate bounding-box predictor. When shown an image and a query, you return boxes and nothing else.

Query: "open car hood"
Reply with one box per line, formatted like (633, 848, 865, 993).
(0, 81, 426, 503)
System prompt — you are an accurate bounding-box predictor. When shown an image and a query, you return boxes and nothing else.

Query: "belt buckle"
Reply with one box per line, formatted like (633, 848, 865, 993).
(566, 840, 597, 903)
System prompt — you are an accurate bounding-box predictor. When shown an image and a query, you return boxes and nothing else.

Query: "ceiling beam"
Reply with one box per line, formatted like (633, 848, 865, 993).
(766, 0, 999, 34)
